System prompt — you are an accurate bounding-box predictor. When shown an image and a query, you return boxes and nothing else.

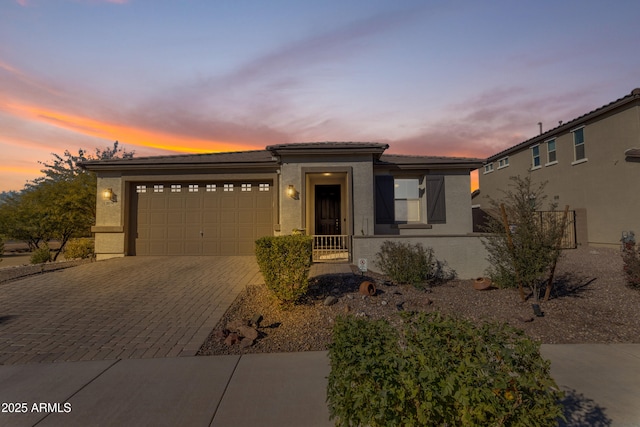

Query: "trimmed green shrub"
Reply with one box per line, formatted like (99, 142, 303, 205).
(328, 312, 564, 427)
(255, 234, 313, 304)
(375, 240, 455, 287)
(64, 237, 95, 260)
(30, 244, 51, 264)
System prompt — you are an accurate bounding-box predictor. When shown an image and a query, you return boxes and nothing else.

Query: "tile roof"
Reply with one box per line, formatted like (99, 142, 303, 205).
(486, 88, 640, 162)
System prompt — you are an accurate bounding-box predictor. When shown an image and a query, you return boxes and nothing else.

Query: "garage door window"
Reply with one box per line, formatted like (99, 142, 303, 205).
(171, 184, 181, 193)
(224, 184, 234, 192)
(154, 185, 163, 193)
(241, 183, 252, 192)
(136, 185, 147, 193)
(206, 184, 216, 192)
(188, 184, 198, 192)
(259, 183, 270, 191)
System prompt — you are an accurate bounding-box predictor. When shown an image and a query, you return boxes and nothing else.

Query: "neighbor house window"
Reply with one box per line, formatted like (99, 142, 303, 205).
(171, 184, 181, 193)
(241, 183, 252, 192)
(394, 178, 420, 223)
(483, 163, 494, 174)
(531, 145, 541, 168)
(188, 184, 199, 192)
(223, 183, 234, 192)
(497, 157, 509, 169)
(136, 185, 146, 193)
(153, 185, 163, 193)
(259, 183, 270, 191)
(573, 127, 586, 162)
(206, 184, 216, 192)
(546, 139, 557, 164)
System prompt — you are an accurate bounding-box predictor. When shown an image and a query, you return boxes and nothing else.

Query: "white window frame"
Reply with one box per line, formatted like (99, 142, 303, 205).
(241, 183, 252, 192)
(171, 184, 181, 193)
(153, 184, 163, 193)
(136, 185, 147, 193)
(572, 126, 587, 165)
(223, 183, 234, 192)
(206, 184, 217, 192)
(531, 144, 541, 170)
(394, 177, 421, 223)
(483, 163, 494, 174)
(497, 157, 509, 169)
(259, 183, 270, 191)
(545, 138, 557, 166)
(188, 184, 199, 192)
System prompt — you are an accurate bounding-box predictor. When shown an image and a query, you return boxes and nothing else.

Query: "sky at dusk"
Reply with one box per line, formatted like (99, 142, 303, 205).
(1, 0, 639, 192)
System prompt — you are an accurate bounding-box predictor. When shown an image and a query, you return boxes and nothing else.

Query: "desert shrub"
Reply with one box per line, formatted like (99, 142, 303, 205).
(30, 244, 51, 264)
(64, 237, 95, 260)
(482, 175, 567, 301)
(374, 240, 455, 287)
(255, 234, 313, 304)
(622, 233, 640, 290)
(328, 312, 564, 427)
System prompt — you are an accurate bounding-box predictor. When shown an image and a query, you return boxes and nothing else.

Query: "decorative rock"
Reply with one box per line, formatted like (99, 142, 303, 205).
(227, 319, 248, 331)
(381, 300, 388, 306)
(251, 314, 263, 328)
(324, 296, 338, 306)
(214, 329, 229, 340)
(239, 337, 254, 348)
(224, 332, 240, 346)
(355, 311, 367, 318)
(237, 325, 259, 341)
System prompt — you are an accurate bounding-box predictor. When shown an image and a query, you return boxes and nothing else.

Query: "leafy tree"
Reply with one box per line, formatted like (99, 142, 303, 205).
(481, 175, 567, 303)
(0, 141, 134, 260)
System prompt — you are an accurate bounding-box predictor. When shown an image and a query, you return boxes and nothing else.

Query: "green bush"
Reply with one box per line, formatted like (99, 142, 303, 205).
(30, 244, 51, 264)
(255, 234, 313, 304)
(328, 313, 564, 427)
(375, 240, 455, 287)
(64, 238, 95, 260)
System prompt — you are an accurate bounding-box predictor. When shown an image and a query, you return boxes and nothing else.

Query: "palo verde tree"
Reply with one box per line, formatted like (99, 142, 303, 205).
(0, 142, 134, 260)
(481, 175, 568, 303)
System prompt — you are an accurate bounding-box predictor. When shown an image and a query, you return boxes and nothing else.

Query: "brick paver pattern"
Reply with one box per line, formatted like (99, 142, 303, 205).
(0, 256, 262, 365)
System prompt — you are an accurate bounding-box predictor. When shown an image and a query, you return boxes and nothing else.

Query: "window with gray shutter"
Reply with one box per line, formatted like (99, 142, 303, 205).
(426, 175, 446, 224)
(375, 175, 394, 224)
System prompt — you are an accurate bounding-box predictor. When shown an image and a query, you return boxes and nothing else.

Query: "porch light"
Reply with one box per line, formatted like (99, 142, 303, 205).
(102, 188, 116, 202)
(286, 185, 296, 199)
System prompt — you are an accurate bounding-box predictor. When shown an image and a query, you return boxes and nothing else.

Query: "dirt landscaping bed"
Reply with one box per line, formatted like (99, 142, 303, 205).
(197, 246, 640, 356)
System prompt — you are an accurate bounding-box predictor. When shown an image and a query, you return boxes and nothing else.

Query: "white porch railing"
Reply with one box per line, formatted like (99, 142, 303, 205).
(312, 235, 351, 262)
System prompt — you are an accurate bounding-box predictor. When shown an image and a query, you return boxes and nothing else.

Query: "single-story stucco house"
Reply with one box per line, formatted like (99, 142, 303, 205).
(82, 142, 489, 278)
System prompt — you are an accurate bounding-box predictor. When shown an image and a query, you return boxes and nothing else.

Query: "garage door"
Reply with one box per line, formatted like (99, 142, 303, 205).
(132, 182, 273, 255)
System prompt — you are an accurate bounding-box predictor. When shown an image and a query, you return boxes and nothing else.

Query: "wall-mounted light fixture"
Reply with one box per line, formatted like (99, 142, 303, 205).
(102, 188, 116, 202)
(286, 184, 297, 199)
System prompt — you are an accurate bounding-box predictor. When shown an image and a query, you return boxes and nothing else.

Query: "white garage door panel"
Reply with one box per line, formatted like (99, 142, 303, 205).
(134, 182, 272, 256)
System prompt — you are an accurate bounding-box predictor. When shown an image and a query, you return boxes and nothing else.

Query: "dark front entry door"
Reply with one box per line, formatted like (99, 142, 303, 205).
(315, 185, 341, 235)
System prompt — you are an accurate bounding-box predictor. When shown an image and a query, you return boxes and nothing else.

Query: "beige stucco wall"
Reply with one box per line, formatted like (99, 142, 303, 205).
(352, 235, 490, 279)
(93, 174, 126, 259)
(478, 105, 640, 247)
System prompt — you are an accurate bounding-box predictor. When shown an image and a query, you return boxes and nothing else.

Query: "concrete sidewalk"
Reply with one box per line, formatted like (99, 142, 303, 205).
(0, 345, 638, 427)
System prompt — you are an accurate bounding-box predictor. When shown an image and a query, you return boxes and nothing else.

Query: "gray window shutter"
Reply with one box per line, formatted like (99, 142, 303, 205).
(375, 175, 394, 224)
(427, 175, 446, 224)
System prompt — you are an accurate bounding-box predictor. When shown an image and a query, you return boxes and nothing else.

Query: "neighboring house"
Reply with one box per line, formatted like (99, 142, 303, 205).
(82, 142, 487, 278)
(475, 88, 640, 248)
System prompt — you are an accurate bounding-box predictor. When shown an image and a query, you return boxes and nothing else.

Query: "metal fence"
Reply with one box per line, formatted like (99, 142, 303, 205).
(312, 235, 351, 262)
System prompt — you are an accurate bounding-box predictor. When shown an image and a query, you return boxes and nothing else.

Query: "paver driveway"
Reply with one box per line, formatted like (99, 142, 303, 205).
(0, 256, 262, 365)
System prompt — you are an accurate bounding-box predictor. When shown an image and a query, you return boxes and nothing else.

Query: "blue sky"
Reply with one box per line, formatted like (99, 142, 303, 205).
(1, 0, 639, 191)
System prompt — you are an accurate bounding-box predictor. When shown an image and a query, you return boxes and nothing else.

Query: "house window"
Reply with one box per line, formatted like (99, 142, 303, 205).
(259, 183, 270, 191)
(531, 145, 541, 168)
(483, 163, 494, 174)
(188, 184, 199, 192)
(171, 184, 181, 193)
(223, 183, 234, 192)
(573, 127, 586, 162)
(136, 185, 146, 193)
(394, 178, 420, 223)
(206, 184, 216, 192)
(153, 185, 163, 193)
(241, 183, 252, 192)
(497, 157, 509, 169)
(546, 139, 557, 164)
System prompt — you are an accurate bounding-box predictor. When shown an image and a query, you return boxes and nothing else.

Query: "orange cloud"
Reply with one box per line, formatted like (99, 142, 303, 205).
(2, 101, 254, 154)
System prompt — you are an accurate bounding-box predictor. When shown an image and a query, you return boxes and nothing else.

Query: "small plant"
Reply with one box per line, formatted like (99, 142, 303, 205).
(254, 234, 313, 304)
(64, 238, 95, 260)
(327, 313, 565, 427)
(622, 232, 640, 290)
(374, 240, 454, 287)
(30, 244, 51, 264)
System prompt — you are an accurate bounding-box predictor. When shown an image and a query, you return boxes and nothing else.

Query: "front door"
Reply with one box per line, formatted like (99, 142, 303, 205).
(315, 185, 341, 235)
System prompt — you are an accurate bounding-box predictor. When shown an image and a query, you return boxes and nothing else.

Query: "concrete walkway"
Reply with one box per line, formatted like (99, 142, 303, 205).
(0, 346, 638, 426)
(0, 256, 262, 365)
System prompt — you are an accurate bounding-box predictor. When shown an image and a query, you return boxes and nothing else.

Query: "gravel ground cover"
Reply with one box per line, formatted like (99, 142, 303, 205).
(198, 246, 640, 356)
